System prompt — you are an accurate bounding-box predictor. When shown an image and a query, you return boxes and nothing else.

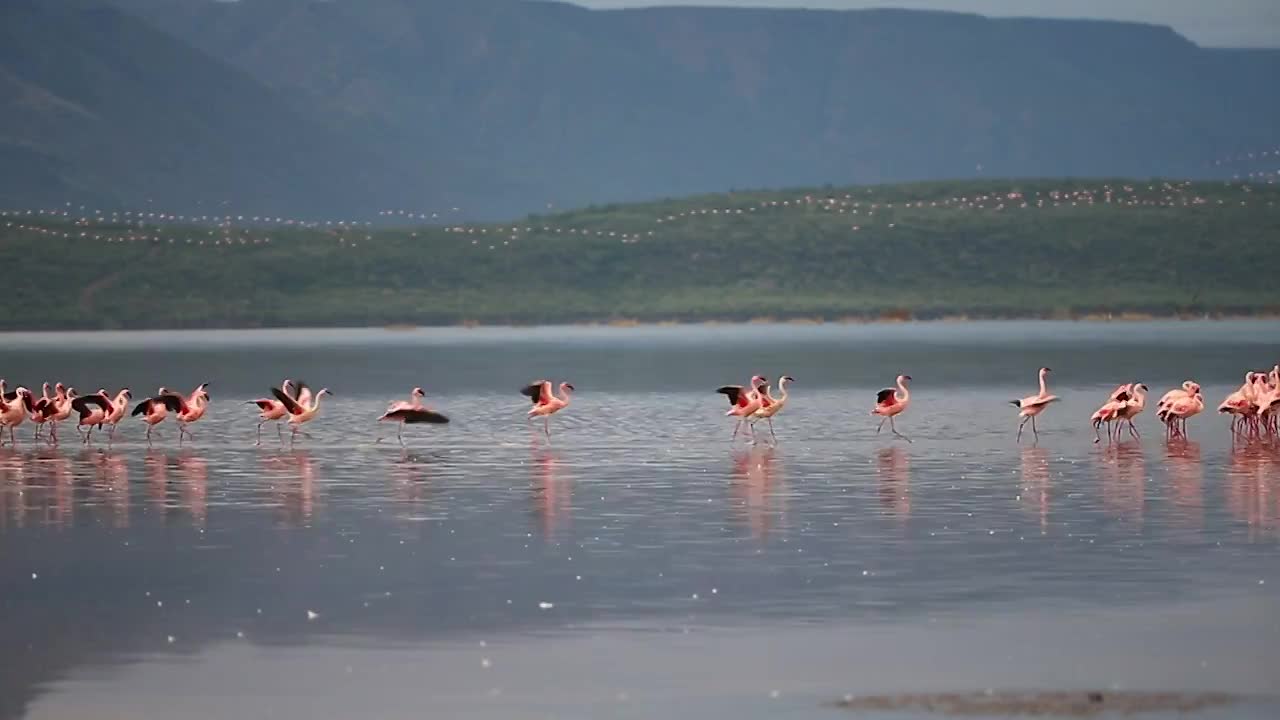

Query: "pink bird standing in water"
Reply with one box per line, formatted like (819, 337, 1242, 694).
(1011, 367, 1058, 443)
(718, 375, 766, 442)
(522, 380, 574, 440)
(871, 374, 912, 442)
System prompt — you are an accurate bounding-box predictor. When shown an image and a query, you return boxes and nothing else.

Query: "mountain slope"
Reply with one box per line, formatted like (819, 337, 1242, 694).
(9, 0, 1280, 217)
(0, 0, 399, 214)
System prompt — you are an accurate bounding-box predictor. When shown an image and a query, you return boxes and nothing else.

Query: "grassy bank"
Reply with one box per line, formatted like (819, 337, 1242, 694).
(2, 178, 1277, 329)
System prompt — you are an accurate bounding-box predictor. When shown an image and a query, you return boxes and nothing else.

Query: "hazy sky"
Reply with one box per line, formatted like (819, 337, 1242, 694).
(573, 0, 1280, 48)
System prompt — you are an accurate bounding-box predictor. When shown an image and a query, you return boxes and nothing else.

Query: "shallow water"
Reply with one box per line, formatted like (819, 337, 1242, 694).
(1, 321, 1278, 720)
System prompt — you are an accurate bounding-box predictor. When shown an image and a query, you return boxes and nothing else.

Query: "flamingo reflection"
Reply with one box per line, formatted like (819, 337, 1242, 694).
(875, 446, 911, 523)
(1098, 441, 1145, 524)
(261, 450, 316, 528)
(90, 450, 131, 528)
(1019, 445, 1050, 534)
(175, 451, 208, 528)
(730, 445, 785, 540)
(389, 450, 436, 514)
(1225, 441, 1280, 540)
(530, 445, 570, 540)
(29, 447, 74, 529)
(1165, 438, 1205, 530)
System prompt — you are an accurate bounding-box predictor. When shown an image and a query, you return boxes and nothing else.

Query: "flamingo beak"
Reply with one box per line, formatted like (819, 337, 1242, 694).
(904, 375, 912, 381)
(565, 384, 575, 391)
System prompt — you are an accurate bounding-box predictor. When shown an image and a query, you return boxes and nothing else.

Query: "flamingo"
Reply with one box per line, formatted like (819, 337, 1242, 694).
(752, 376, 794, 444)
(1114, 383, 1149, 439)
(29, 382, 53, 440)
(718, 375, 766, 442)
(271, 386, 333, 447)
(103, 389, 132, 444)
(1090, 385, 1130, 444)
(522, 380, 574, 440)
(132, 389, 184, 446)
(872, 374, 912, 442)
(1219, 373, 1259, 437)
(247, 379, 300, 445)
(1159, 384, 1204, 439)
(170, 383, 210, 443)
(0, 385, 33, 446)
(46, 383, 76, 446)
(1011, 367, 1058, 443)
(378, 388, 449, 446)
(71, 390, 113, 445)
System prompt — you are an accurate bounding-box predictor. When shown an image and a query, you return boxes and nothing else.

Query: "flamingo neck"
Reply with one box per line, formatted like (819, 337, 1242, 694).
(897, 377, 910, 402)
(1038, 372, 1048, 397)
(558, 385, 572, 402)
(776, 380, 789, 403)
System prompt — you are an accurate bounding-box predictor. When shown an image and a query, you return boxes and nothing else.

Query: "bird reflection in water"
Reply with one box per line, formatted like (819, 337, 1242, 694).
(175, 451, 208, 529)
(84, 449, 130, 529)
(30, 447, 74, 530)
(1019, 445, 1050, 534)
(1225, 440, 1280, 540)
(875, 446, 911, 524)
(1098, 441, 1145, 524)
(730, 445, 785, 540)
(530, 444, 570, 541)
(261, 450, 316, 528)
(1165, 438, 1205, 531)
(0, 446, 28, 529)
(389, 449, 435, 514)
(144, 448, 169, 517)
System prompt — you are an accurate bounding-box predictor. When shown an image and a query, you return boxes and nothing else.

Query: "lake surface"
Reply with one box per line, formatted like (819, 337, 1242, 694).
(1, 321, 1278, 720)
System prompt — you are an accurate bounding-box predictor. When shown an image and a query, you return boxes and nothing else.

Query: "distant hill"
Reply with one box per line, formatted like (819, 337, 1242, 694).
(3, 0, 1279, 217)
(3, 178, 1278, 329)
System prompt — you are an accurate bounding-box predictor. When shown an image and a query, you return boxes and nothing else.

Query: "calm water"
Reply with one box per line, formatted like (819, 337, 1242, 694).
(1, 322, 1277, 720)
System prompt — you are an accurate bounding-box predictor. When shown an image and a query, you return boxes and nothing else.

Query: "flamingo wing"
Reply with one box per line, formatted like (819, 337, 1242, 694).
(271, 387, 304, 415)
(131, 399, 156, 416)
(72, 395, 111, 415)
(252, 399, 277, 411)
(876, 388, 896, 405)
(716, 385, 747, 406)
(160, 393, 189, 413)
(521, 381, 552, 404)
(383, 408, 450, 424)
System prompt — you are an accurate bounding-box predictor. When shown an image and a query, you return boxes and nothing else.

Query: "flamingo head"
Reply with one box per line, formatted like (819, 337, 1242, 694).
(1039, 367, 1052, 376)
(1188, 382, 1202, 395)
(1136, 383, 1149, 392)
(561, 382, 575, 393)
(750, 375, 768, 387)
(120, 388, 132, 400)
(781, 375, 795, 385)
(55, 382, 66, 395)
(42, 382, 51, 395)
(97, 388, 108, 397)
(412, 387, 425, 398)
(318, 388, 333, 398)
(1182, 380, 1196, 393)
(900, 374, 912, 383)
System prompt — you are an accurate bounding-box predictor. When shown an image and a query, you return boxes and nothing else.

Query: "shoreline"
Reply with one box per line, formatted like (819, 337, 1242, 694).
(2, 313, 1279, 337)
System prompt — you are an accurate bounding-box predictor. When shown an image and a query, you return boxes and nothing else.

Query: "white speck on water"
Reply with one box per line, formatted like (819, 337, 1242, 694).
(481, 658, 492, 669)
(692, 593, 699, 600)
(306, 610, 319, 621)
(538, 602, 554, 610)
(862, 570, 869, 576)
(166, 635, 176, 644)
(236, 631, 244, 638)
(711, 588, 718, 594)
(575, 575, 582, 581)
(769, 690, 781, 699)
(156, 601, 163, 607)
(31, 573, 37, 580)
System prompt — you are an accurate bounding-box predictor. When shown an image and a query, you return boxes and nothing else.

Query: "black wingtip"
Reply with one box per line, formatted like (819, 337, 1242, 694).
(1009, 400, 1021, 407)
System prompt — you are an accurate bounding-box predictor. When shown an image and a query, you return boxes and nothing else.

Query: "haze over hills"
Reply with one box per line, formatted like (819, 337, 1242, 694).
(3, 0, 1279, 217)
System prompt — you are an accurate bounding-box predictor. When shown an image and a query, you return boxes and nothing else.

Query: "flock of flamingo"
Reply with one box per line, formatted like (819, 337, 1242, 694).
(1, 365, 1278, 449)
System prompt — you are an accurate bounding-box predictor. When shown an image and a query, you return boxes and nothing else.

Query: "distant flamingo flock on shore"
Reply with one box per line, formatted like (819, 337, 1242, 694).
(0, 365, 1278, 449)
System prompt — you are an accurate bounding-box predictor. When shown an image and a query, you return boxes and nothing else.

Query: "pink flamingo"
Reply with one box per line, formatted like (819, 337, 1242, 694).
(522, 380, 574, 440)
(1219, 373, 1259, 437)
(378, 387, 449, 446)
(1090, 384, 1130, 444)
(103, 389, 132, 445)
(172, 383, 210, 443)
(29, 382, 53, 440)
(1011, 367, 1058, 443)
(46, 383, 76, 446)
(1158, 382, 1203, 439)
(718, 375, 766, 442)
(1114, 383, 1148, 439)
(871, 374, 912, 442)
(751, 375, 794, 444)
(71, 390, 113, 445)
(132, 389, 184, 446)
(270, 385, 333, 447)
(247, 379, 297, 445)
(0, 384, 33, 446)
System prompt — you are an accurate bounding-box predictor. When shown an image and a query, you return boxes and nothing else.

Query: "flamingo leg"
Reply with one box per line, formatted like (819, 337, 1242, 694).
(276, 423, 284, 444)
(543, 416, 551, 439)
(890, 416, 911, 443)
(1017, 416, 1029, 443)
(1128, 420, 1139, 439)
(256, 421, 264, 446)
(146, 426, 153, 447)
(397, 423, 405, 447)
(1093, 421, 1101, 444)
(731, 418, 742, 440)
(1031, 415, 1040, 441)
(768, 418, 777, 444)
(876, 417, 886, 434)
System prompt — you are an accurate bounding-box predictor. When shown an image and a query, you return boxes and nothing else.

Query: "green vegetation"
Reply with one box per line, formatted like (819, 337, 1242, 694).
(3, 179, 1278, 330)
